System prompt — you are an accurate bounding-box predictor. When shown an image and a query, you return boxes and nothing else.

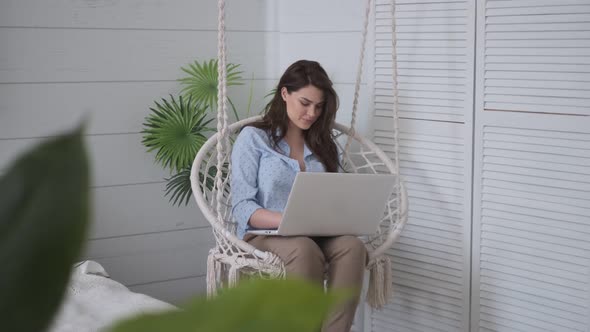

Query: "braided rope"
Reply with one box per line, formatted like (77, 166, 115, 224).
(214, 0, 230, 223)
(344, 0, 373, 154)
(391, 0, 401, 217)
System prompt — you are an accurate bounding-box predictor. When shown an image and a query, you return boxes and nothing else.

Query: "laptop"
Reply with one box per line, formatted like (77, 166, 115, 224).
(246, 172, 396, 236)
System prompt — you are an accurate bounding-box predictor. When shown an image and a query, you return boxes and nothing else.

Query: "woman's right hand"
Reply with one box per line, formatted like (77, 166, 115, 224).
(248, 209, 282, 229)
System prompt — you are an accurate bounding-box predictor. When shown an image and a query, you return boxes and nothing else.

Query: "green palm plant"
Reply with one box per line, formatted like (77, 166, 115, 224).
(164, 168, 193, 206)
(142, 95, 213, 174)
(165, 164, 228, 206)
(179, 59, 243, 122)
(142, 59, 248, 206)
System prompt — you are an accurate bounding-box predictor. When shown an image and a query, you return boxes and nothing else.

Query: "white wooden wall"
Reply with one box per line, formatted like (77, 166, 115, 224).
(0, 0, 277, 305)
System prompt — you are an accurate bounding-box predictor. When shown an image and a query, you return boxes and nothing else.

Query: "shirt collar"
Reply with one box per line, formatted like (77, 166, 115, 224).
(303, 143, 313, 158)
(277, 137, 314, 158)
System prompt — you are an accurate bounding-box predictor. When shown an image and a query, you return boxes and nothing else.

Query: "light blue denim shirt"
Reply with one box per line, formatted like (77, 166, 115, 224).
(230, 126, 326, 239)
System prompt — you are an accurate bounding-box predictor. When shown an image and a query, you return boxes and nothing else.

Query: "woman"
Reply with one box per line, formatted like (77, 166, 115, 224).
(231, 60, 366, 332)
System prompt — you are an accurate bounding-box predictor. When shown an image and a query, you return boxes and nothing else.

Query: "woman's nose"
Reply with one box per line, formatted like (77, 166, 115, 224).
(307, 106, 319, 117)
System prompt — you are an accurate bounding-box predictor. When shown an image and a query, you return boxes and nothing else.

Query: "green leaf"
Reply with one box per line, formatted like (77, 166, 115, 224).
(109, 278, 352, 332)
(164, 167, 192, 206)
(141, 95, 212, 173)
(178, 59, 244, 117)
(165, 161, 231, 207)
(0, 127, 90, 332)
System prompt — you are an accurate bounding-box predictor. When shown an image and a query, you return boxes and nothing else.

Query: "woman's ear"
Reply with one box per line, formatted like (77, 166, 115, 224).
(280, 87, 288, 101)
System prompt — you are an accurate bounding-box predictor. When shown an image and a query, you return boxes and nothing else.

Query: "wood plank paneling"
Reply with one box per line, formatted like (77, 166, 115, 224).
(0, 79, 276, 138)
(84, 228, 215, 286)
(0, 0, 275, 305)
(0, 0, 271, 31)
(0, 29, 277, 83)
(129, 275, 207, 306)
(91, 182, 209, 239)
(0, 81, 179, 138)
(87, 133, 173, 187)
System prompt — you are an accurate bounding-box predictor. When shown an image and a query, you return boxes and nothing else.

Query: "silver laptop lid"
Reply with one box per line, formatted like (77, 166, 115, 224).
(277, 173, 395, 236)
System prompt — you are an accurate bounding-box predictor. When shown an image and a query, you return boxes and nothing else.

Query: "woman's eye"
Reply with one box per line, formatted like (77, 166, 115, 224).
(301, 102, 310, 107)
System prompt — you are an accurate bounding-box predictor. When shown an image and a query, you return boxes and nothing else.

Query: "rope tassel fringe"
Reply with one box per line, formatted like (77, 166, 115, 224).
(366, 256, 392, 309)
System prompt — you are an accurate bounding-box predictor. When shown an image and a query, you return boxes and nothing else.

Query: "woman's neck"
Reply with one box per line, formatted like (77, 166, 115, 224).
(285, 123, 305, 145)
(284, 125, 306, 171)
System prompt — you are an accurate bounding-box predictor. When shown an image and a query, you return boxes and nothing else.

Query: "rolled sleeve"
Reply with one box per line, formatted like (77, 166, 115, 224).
(230, 127, 263, 237)
(233, 200, 261, 228)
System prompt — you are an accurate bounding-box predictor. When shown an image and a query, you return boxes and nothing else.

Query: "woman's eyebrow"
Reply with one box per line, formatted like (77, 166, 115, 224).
(300, 97, 325, 104)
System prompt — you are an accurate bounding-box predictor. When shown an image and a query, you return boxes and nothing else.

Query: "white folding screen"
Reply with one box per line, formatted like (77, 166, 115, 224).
(472, 115, 590, 332)
(482, 0, 590, 116)
(472, 0, 590, 331)
(368, 0, 475, 331)
(373, 0, 474, 123)
(370, 0, 590, 331)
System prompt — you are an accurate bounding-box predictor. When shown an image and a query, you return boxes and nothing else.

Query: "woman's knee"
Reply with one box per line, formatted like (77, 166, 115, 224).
(281, 237, 325, 281)
(324, 236, 367, 290)
(331, 236, 367, 263)
(340, 235, 365, 249)
(287, 237, 325, 264)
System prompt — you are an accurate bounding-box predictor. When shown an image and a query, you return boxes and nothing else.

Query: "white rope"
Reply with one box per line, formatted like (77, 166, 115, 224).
(366, 255, 392, 309)
(391, 0, 401, 223)
(206, 249, 218, 298)
(214, 0, 229, 224)
(364, 0, 401, 309)
(344, 0, 373, 154)
(391, 0, 407, 249)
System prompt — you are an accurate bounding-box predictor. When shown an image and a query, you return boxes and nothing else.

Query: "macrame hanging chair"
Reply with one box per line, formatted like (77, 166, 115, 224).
(190, 0, 407, 308)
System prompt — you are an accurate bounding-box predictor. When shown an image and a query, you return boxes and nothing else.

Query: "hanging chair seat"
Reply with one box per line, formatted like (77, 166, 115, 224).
(190, 115, 408, 307)
(195, 0, 406, 308)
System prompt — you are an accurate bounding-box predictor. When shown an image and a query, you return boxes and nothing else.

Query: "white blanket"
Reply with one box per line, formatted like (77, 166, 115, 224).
(49, 261, 176, 332)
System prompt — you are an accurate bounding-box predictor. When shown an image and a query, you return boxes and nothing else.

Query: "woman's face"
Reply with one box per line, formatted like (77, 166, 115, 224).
(281, 85, 325, 132)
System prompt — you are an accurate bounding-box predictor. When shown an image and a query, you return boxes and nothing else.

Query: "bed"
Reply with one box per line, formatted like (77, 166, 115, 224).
(49, 260, 176, 332)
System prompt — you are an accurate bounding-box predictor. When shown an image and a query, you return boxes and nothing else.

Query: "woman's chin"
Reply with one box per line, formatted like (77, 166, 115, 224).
(299, 120, 316, 130)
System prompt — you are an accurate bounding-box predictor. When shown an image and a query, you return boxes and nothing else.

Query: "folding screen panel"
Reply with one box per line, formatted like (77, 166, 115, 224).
(368, 0, 475, 331)
(472, 0, 590, 331)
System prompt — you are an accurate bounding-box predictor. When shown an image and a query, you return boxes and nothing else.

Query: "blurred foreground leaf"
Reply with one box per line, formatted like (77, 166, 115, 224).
(0, 128, 90, 332)
(110, 278, 351, 332)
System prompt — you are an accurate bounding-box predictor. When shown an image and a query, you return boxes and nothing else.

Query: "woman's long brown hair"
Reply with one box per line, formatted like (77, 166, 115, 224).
(249, 60, 340, 172)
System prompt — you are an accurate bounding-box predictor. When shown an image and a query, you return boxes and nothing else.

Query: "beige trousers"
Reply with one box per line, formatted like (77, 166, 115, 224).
(246, 234, 367, 332)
